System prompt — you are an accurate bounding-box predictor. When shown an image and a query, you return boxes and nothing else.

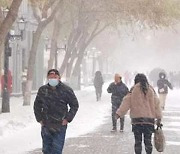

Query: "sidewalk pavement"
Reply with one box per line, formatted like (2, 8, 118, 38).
(63, 116, 135, 154)
(29, 116, 166, 154)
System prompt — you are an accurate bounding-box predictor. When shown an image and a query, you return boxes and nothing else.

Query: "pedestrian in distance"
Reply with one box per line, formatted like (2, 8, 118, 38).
(157, 72, 173, 110)
(93, 71, 104, 101)
(116, 73, 162, 154)
(34, 69, 79, 154)
(107, 73, 129, 132)
(1, 69, 12, 96)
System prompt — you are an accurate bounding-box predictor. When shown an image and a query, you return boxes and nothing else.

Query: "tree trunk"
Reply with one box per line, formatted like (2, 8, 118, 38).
(23, 0, 63, 106)
(23, 26, 43, 106)
(70, 43, 87, 90)
(72, 50, 84, 76)
(0, 0, 23, 48)
(59, 28, 82, 75)
(47, 19, 61, 70)
(0, 43, 4, 96)
(65, 48, 77, 79)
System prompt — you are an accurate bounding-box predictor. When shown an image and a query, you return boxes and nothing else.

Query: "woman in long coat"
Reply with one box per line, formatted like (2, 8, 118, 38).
(93, 71, 104, 101)
(116, 73, 162, 154)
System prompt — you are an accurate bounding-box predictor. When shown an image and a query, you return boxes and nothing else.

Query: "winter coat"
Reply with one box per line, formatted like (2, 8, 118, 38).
(1, 70, 12, 93)
(93, 75, 104, 89)
(34, 81, 79, 131)
(107, 81, 129, 105)
(157, 78, 173, 94)
(116, 83, 162, 125)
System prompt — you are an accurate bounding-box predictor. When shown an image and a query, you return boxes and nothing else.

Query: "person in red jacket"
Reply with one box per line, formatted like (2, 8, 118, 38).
(1, 70, 13, 95)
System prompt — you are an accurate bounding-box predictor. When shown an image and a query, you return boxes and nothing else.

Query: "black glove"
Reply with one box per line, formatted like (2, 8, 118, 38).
(156, 119, 163, 127)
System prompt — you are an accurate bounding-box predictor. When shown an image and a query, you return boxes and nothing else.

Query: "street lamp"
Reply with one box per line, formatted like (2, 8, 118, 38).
(17, 17, 27, 40)
(2, 15, 26, 113)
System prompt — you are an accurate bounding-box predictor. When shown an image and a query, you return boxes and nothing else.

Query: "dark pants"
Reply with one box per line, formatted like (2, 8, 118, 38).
(132, 124, 154, 154)
(41, 125, 67, 154)
(112, 103, 124, 130)
(95, 87, 102, 101)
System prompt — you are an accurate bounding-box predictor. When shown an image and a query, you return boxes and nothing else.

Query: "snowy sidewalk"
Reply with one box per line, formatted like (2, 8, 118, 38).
(30, 116, 135, 154)
(63, 89, 180, 154)
(1, 85, 180, 154)
(0, 84, 111, 154)
(29, 89, 180, 154)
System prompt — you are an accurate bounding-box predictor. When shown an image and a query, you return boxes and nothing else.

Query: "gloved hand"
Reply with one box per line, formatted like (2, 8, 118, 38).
(156, 119, 163, 127)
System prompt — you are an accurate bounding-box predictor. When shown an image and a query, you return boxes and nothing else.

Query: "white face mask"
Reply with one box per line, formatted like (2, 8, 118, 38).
(48, 79, 59, 87)
(161, 75, 165, 79)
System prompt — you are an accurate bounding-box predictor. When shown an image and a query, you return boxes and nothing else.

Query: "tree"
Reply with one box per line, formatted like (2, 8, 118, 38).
(0, 0, 23, 112)
(51, 0, 180, 89)
(23, 0, 64, 105)
(0, 0, 23, 48)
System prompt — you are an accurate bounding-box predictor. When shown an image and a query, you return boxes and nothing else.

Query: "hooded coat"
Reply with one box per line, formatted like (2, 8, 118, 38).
(157, 72, 173, 94)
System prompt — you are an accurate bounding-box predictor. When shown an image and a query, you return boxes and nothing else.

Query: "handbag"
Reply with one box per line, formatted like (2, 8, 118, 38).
(154, 124, 165, 152)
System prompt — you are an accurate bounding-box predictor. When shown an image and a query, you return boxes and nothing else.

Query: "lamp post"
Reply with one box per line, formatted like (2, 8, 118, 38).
(2, 16, 26, 113)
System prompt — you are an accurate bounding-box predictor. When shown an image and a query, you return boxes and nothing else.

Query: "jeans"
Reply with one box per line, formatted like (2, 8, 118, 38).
(132, 124, 154, 154)
(41, 125, 67, 154)
(112, 102, 124, 130)
(95, 87, 102, 101)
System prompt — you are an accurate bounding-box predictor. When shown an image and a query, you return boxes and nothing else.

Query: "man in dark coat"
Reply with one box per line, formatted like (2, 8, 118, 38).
(107, 73, 129, 132)
(157, 72, 173, 110)
(93, 71, 104, 101)
(34, 69, 79, 154)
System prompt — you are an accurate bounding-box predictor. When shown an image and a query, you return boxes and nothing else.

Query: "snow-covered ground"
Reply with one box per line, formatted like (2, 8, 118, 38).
(0, 83, 180, 154)
(0, 84, 111, 154)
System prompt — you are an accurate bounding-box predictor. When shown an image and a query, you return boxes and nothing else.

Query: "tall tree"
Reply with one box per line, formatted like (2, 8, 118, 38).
(0, 0, 23, 48)
(23, 0, 63, 105)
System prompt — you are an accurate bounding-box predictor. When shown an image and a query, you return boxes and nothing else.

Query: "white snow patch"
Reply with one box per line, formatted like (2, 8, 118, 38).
(166, 141, 180, 146)
(163, 128, 180, 132)
(163, 116, 180, 120)
(0, 84, 111, 154)
(165, 122, 180, 127)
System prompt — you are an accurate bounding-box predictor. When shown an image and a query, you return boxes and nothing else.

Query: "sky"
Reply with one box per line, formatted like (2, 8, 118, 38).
(114, 28, 180, 73)
(92, 26, 180, 74)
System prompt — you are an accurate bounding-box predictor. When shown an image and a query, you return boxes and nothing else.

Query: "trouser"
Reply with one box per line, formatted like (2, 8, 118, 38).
(112, 103, 124, 130)
(95, 87, 102, 101)
(159, 93, 167, 109)
(132, 124, 154, 154)
(41, 125, 67, 154)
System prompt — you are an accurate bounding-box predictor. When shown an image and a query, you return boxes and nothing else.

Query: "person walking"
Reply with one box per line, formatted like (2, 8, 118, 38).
(1, 69, 12, 96)
(116, 73, 162, 154)
(107, 73, 129, 132)
(93, 71, 104, 101)
(157, 72, 173, 110)
(34, 69, 79, 154)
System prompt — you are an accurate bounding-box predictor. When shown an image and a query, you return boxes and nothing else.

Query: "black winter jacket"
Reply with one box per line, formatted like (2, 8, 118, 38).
(107, 81, 129, 104)
(34, 82, 79, 130)
(93, 76, 104, 89)
(157, 78, 173, 94)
